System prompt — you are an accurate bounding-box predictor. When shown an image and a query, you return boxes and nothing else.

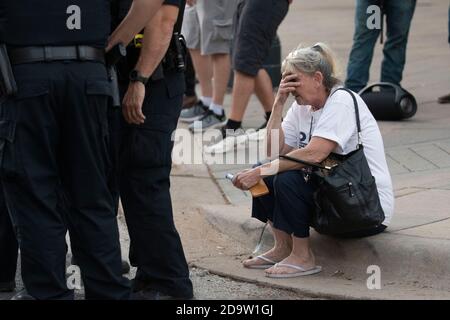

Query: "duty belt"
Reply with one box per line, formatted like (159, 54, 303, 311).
(8, 46, 105, 65)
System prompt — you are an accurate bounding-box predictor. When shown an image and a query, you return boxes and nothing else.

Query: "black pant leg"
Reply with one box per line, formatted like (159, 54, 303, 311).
(60, 62, 130, 300)
(119, 72, 193, 298)
(0, 184, 18, 284)
(107, 106, 123, 215)
(272, 171, 315, 238)
(251, 175, 276, 223)
(0, 64, 71, 300)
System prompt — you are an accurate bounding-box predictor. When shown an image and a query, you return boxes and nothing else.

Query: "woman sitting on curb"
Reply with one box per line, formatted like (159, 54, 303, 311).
(232, 43, 394, 278)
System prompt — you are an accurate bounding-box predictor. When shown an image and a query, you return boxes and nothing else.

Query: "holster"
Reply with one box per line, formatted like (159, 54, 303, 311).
(105, 44, 127, 108)
(108, 66, 121, 108)
(0, 44, 18, 98)
(151, 33, 186, 82)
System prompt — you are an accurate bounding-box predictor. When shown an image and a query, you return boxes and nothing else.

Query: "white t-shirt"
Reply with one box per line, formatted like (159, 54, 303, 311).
(281, 87, 395, 225)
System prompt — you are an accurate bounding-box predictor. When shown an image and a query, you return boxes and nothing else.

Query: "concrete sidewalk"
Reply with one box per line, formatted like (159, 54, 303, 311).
(173, 0, 450, 299)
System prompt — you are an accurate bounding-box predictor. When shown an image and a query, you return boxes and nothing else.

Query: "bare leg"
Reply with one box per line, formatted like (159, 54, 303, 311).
(189, 49, 213, 98)
(254, 69, 275, 113)
(228, 70, 257, 121)
(243, 223, 292, 267)
(265, 236, 317, 275)
(211, 53, 231, 107)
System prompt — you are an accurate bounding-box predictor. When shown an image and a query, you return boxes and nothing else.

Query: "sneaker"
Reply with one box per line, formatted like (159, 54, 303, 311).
(189, 110, 227, 132)
(179, 101, 208, 123)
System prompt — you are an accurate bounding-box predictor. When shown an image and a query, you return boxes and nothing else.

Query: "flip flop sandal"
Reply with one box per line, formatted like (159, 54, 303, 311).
(265, 263, 322, 278)
(243, 255, 278, 269)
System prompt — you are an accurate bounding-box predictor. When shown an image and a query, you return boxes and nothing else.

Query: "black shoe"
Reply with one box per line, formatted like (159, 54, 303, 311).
(132, 288, 194, 301)
(220, 124, 244, 139)
(71, 256, 131, 275)
(10, 290, 35, 300)
(121, 260, 131, 274)
(0, 281, 16, 293)
(438, 93, 450, 104)
(257, 120, 268, 130)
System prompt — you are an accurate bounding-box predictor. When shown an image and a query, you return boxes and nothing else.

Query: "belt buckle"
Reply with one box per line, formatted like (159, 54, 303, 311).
(77, 46, 87, 61)
(43, 46, 53, 62)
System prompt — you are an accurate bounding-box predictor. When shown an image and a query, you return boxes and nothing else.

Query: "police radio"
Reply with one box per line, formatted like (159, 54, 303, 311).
(171, 32, 186, 73)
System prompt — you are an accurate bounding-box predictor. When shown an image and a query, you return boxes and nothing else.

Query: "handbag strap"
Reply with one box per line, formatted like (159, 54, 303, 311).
(332, 87, 363, 147)
(279, 87, 363, 170)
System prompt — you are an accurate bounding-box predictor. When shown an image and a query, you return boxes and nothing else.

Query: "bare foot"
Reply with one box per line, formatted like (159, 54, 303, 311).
(243, 246, 291, 269)
(265, 250, 316, 276)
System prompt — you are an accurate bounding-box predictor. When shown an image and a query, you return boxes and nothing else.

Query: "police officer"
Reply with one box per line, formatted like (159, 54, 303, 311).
(114, 0, 194, 300)
(0, 0, 164, 300)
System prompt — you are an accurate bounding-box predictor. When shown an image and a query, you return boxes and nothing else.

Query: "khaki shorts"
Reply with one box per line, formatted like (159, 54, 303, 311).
(182, 0, 238, 55)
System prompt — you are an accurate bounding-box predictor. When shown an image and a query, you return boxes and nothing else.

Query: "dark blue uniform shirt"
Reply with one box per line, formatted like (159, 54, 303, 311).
(0, 0, 111, 47)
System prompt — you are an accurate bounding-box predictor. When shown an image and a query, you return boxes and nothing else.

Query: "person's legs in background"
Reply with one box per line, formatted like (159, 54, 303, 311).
(183, 50, 199, 109)
(226, 71, 255, 131)
(179, 4, 212, 122)
(227, 68, 275, 133)
(380, 0, 416, 86)
(222, 0, 289, 135)
(254, 68, 275, 129)
(189, 49, 213, 107)
(345, 0, 381, 92)
(188, 0, 238, 132)
(438, 4, 450, 104)
(209, 52, 230, 118)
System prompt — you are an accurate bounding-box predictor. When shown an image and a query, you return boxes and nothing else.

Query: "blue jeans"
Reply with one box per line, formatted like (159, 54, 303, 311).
(345, 0, 417, 92)
(252, 171, 315, 238)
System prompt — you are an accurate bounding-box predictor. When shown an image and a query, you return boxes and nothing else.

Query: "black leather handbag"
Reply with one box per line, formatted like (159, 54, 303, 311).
(281, 88, 385, 236)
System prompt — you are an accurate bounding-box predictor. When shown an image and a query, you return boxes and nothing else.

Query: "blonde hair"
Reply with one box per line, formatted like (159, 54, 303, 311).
(281, 42, 342, 91)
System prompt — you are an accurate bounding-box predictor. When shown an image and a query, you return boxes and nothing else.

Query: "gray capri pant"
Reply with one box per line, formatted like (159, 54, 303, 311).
(182, 0, 238, 55)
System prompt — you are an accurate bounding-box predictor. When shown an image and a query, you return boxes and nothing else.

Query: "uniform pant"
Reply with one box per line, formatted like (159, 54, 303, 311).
(119, 72, 193, 299)
(0, 62, 130, 300)
(345, 0, 417, 92)
(0, 185, 18, 284)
